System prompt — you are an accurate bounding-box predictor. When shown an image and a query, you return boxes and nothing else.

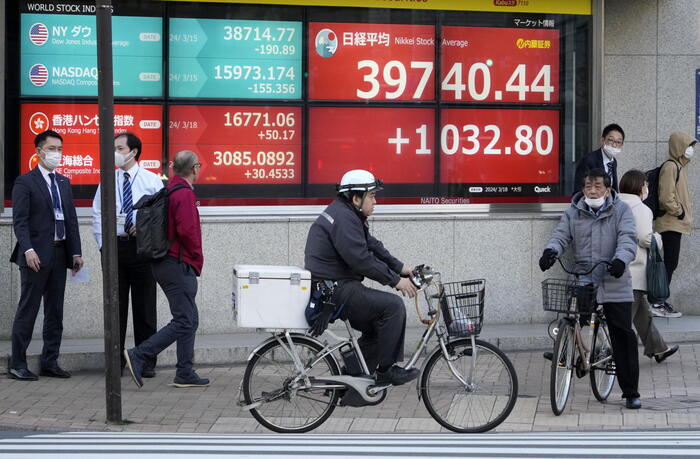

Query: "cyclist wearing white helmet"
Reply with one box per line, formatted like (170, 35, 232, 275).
(304, 169, 420, 386)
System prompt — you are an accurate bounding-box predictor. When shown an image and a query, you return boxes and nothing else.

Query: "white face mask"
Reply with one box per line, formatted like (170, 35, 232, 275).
(42, 150, 62, 170)
(603, 144, 621, 159)
(114, 151, 133, 168)
(684, 146, 695, 159)
(584, 195, 606, 209)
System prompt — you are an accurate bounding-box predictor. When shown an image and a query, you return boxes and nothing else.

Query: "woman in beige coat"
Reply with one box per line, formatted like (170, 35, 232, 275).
(619, 170, 678, 363)
(652, 132, 697, 317)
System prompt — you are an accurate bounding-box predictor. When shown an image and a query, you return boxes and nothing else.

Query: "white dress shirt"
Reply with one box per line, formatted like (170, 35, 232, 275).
(92, 163, 164, 248)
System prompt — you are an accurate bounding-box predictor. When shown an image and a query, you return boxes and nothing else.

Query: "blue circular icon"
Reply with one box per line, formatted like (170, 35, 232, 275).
(315, 29, 338, 58)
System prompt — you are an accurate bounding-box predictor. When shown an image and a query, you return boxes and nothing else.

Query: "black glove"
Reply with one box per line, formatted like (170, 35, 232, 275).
(608, 258, 625, 278)
(539, 249, 557, 272)
(309, 302, 336, 337)
(678, 205, 686, 220)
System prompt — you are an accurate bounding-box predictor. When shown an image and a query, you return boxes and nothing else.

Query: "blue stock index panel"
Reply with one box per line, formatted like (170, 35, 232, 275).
(169, 18, 302, 99)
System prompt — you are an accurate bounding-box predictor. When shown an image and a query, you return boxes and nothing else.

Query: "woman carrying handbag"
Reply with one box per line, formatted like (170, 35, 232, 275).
(619, 170, 679, 363)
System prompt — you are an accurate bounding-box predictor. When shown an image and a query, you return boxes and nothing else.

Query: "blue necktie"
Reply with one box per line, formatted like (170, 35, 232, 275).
(123, 172, 133, 233)
(48, 173, 65, 239)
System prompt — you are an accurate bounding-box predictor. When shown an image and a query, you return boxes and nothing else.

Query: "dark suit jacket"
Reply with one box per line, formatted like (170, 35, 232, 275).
(10, 167, 81, 268)
(572, 148, 618, 194)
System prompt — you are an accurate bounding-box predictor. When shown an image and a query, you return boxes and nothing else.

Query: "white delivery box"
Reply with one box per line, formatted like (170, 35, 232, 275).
(233, 265, 311, 329)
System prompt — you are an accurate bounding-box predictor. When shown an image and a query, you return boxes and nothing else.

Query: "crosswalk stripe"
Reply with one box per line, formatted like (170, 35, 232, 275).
(1, 432, 699, 458)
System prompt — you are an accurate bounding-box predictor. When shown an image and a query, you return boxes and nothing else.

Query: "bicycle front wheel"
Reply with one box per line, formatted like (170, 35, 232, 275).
(242, 335, 340, 433)
(590, 319, 616, 401)
(550, 319, 575, 415)
(420, 338, 518, 433)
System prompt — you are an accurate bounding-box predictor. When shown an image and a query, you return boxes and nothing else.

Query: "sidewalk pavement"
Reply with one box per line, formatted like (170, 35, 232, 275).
(1, 316, 699, 433)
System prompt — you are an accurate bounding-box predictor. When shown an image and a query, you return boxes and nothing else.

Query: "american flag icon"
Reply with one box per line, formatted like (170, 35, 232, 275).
(29, 23, 48, 46)
(29, 64, 49, 86)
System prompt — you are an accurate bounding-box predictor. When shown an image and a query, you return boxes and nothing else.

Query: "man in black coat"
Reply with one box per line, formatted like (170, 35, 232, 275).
(304, 169, 419, 387)
(8, 130, 83, 381)
(573, 123, 625, 194)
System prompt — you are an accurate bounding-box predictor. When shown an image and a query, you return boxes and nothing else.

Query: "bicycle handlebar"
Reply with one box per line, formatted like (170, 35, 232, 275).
(556, 257, 612, 276)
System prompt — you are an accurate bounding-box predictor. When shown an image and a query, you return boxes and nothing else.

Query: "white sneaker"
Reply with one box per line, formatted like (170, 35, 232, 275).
(652, 303, 682, 318)
(662, 302, 682, 318)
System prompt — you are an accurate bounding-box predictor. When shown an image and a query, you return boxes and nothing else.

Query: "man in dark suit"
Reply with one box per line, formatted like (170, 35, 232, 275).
(573, 123, 625, 194)
(8, 130, 83, 381)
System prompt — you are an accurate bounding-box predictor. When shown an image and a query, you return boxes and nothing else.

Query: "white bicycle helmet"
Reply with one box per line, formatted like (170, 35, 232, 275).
(336, 169, 384, 194)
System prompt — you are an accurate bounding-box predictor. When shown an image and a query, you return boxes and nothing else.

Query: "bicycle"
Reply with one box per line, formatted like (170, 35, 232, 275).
(542, 258, 617, 416)
(238, 266, 518, 433)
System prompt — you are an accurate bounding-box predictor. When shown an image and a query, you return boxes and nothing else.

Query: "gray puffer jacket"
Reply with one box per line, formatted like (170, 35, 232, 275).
(546, 191, 637, 303)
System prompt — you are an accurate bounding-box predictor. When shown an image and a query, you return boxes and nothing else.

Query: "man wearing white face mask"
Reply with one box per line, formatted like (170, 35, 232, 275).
(92, 132, 164, 376)
(573, 123, 625, 194)
(540, 168, 641, 409)
(9, 130, 83, 381)
(651, 132, 698, 318)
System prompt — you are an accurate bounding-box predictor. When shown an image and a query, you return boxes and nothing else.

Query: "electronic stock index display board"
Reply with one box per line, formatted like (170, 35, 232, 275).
(9, 0, 592, 205)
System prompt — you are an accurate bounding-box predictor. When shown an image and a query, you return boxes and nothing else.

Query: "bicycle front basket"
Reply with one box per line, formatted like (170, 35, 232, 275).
(440, 279, 485, 337)
(542, 278, 597, 314)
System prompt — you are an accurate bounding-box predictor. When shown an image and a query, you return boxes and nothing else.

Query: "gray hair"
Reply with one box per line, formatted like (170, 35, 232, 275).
(172, 150, 198, 177)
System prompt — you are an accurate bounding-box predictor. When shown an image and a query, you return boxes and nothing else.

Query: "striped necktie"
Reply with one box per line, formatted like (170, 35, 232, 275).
(123, 172, 133, 233)
(48, 173, 65, 239)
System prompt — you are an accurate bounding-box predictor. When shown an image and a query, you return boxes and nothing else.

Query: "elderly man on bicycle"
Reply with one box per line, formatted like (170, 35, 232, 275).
(304, 169, 420, 386)
(539, 168, 641, 409)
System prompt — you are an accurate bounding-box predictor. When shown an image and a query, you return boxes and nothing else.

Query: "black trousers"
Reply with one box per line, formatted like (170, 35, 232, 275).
(602, 301, 639, 399)
(660, 231, 682, 285)
(335, 280, 407, 373)
(11, 244, 67, 370)
(118, 238, 157, 370)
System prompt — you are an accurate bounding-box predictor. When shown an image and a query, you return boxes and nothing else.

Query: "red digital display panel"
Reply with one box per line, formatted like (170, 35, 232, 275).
(440, 108, 559, 183)
(20, 103, 163, 185)
(308, 22, 435, 101)
(169, 105, 302, 184)
(308, 107, 434, 184)
(441, 27, 560, 103)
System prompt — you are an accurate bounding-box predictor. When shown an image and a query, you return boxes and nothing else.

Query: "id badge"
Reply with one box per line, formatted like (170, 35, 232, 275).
(55, 210, 64, 221)
(117, 213, 126, 232)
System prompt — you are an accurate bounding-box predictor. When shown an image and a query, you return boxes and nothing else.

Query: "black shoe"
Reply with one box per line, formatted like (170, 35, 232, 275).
(39, 366, 71, 378)
(375, 365, 419, 386)
(123, 349, 144, 388)
(8, 368, 38, 381)
(172, 372, 209, 388)
(654, 345, 679, 363)
(142, 368, 156, 378)
(543, 351, 553, 361)
(625, 397, 642, 409)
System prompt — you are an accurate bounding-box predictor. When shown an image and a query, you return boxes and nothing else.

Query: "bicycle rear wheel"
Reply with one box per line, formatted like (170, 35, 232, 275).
(242, 335, 340, 433)
(550, 318, 575, 415)
(590, 319, 616, 401)
(420, 338, 518, 433)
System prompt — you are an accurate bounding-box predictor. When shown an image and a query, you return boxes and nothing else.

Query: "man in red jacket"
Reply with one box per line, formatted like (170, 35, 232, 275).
(124, 150, 207, 388)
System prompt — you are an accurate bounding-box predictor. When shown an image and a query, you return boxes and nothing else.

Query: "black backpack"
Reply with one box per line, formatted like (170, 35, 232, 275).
(133, 184, 187, 260)
(643, 160, 680, 219)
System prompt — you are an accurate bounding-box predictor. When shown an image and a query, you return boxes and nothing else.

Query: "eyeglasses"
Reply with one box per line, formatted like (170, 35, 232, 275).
(193, 163, 202, 168)
(604, 137, 623, 147)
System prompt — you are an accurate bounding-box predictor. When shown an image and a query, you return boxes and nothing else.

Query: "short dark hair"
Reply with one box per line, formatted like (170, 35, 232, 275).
(619, 169, 647, 196)
(583, 168, 611, 189)
(34, 130, 63, 148)
(115, 132, 142, 161)
(602, 123, 625, 141)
